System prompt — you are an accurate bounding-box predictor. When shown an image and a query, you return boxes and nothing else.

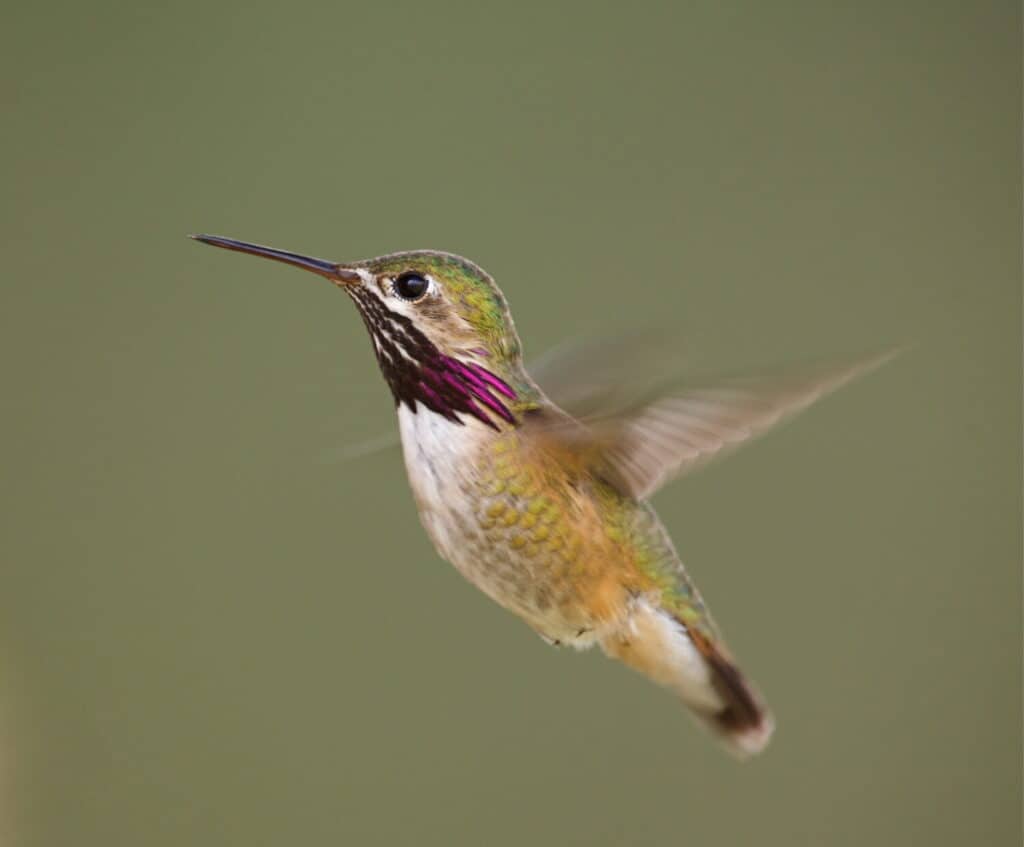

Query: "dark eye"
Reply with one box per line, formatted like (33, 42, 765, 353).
(393, 272, 429, 301)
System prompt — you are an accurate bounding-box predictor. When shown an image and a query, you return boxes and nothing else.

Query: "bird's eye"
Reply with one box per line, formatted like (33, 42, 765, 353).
(393, 273, 430, 301)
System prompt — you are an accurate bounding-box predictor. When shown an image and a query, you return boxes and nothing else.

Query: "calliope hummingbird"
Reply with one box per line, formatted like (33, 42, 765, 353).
(192, 234, 888, 757)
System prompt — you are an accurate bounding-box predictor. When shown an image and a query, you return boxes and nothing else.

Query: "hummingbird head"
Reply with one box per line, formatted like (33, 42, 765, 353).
(192, 235, 527, 429)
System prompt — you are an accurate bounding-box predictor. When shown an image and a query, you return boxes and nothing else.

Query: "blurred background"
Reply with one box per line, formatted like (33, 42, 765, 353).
(2, 1, 1020, 845)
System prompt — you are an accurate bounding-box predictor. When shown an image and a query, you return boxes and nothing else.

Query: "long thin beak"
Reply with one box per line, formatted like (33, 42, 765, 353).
(190, 234, 362, 285)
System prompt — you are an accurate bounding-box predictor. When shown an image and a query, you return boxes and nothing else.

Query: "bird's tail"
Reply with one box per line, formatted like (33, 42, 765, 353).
(600, 599, 773, 758)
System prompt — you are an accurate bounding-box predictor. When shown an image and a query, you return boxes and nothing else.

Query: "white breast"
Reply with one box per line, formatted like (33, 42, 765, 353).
(396, 406, 486, 565)
(396, 404, 616, 648)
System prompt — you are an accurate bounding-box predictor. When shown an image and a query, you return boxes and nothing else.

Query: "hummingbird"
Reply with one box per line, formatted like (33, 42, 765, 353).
(192, 234, 889, 757)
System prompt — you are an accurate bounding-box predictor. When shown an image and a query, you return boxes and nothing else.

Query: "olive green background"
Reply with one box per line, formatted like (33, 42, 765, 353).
(2, 1, 1020, 845)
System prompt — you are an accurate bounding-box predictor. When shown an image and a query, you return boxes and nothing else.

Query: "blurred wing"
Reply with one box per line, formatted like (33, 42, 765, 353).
(318, 431, 400, 465)
(532, 349, 897, 501)
(529, 327, 689, 421)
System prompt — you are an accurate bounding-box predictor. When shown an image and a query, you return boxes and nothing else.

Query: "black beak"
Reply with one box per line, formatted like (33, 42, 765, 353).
(190, 234, 362, 286)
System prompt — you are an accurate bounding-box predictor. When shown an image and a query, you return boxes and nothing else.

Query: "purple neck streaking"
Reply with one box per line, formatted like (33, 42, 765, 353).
(349, 287, 519, 430)
(417, 355, 518, 429)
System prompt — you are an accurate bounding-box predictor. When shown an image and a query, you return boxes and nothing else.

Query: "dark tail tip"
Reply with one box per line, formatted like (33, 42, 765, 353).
(689, 629, 775, 757)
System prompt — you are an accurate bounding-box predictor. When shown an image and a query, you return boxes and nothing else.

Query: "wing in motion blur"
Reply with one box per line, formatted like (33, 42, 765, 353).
(530, 340, 897, 500)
